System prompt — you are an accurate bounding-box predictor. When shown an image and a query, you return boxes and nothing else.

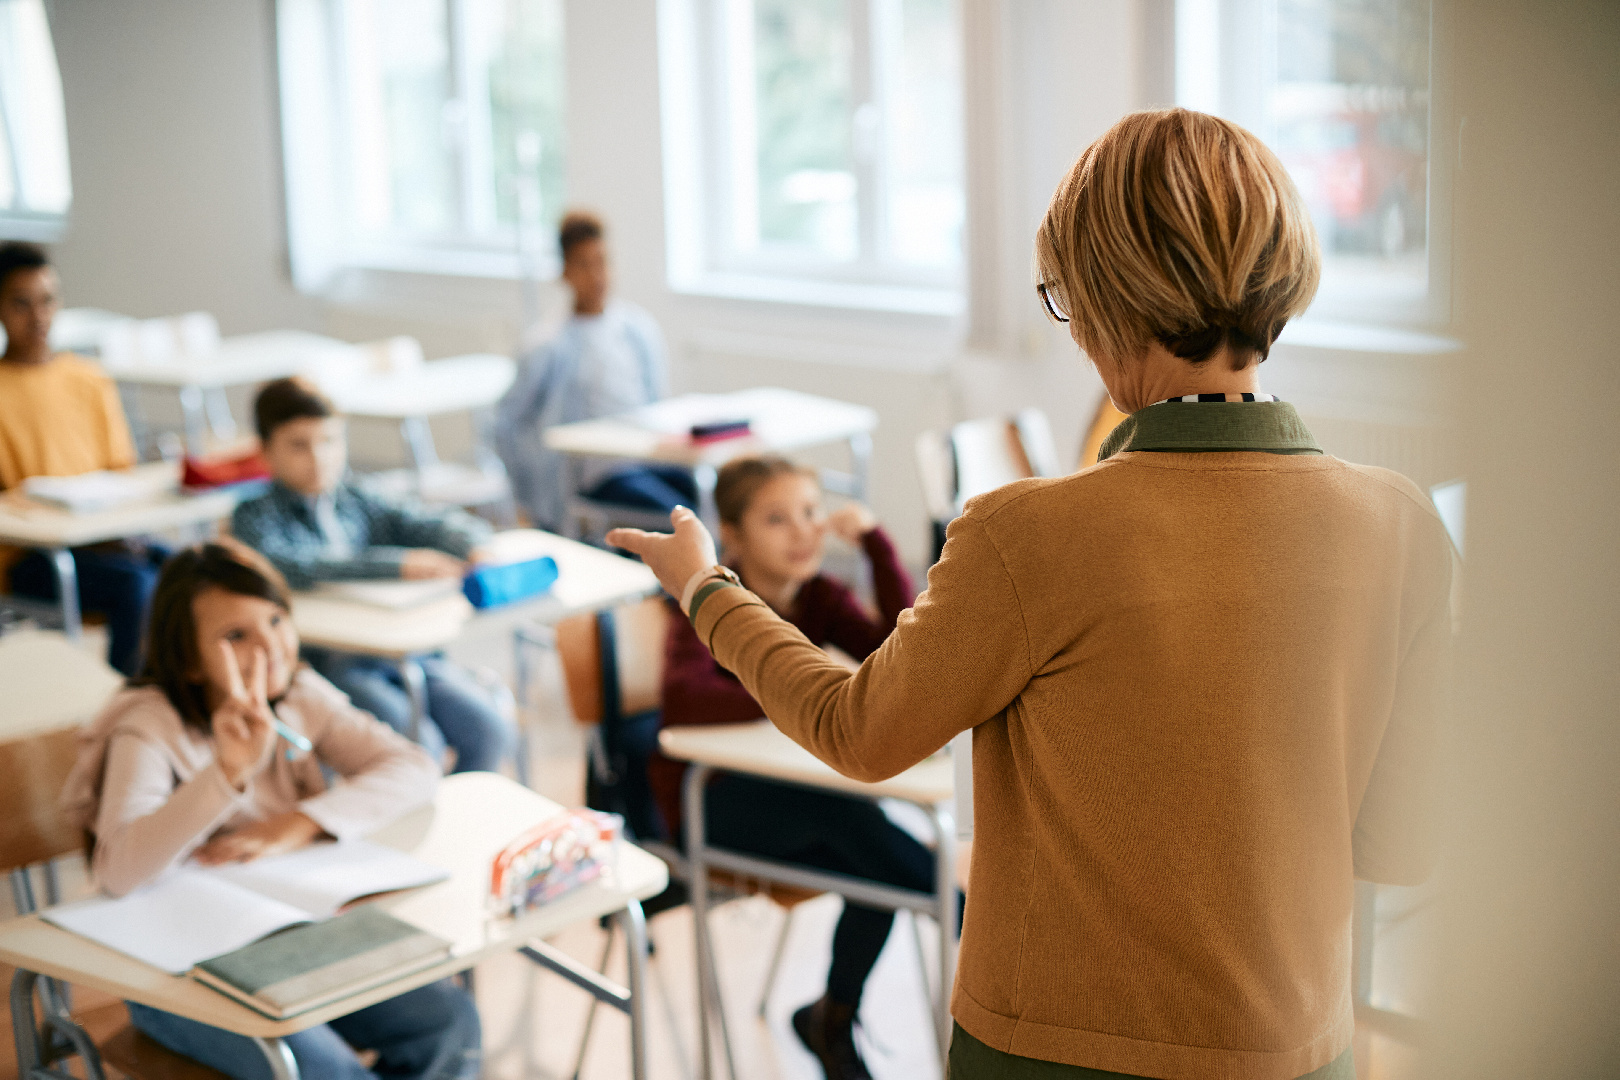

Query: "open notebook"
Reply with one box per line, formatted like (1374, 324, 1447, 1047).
(43, 840, 449, 975)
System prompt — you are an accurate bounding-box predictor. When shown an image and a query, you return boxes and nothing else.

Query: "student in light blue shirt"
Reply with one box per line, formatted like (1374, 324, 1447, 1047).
(495, 210, 694, 531)
(232, 377, 516, 775)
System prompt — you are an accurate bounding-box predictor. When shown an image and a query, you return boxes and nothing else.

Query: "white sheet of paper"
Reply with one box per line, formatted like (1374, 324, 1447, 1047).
(624, 395, 746, 435)
(210, 839, 449, 918)
(313, 579, 462, 609)
(42, 871, 313, 975)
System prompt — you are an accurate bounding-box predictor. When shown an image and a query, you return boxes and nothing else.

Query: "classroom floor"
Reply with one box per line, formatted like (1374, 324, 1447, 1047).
(2, 617, 1426, 1080)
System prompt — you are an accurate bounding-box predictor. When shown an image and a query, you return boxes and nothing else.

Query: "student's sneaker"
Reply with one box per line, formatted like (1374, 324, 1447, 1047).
(791, 996, 873, 1080)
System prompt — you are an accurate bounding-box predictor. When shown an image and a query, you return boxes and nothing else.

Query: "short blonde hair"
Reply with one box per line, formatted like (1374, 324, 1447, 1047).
(1036, 108, 1320, 368)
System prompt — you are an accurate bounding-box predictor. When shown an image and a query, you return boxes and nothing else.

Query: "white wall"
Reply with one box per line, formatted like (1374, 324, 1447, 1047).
(41, 0, 1452, 565)
(1428, 2, 1620, 1074)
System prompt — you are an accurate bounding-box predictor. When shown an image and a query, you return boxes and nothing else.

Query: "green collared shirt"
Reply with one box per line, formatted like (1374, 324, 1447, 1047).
(1097, 399, 1323, 460)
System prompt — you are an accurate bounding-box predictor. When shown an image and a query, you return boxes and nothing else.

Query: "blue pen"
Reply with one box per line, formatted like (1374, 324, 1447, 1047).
(273, 717, 314, 759)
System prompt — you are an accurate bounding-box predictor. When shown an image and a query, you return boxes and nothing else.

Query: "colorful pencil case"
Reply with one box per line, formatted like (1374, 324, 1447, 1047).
(461, 556, 559, 610)
(489, 809, 623, 916)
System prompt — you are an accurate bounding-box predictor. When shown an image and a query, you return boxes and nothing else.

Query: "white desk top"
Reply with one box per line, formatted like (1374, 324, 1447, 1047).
(0, 773, 668, 1038)
(0, 463, 235, 549)
(542, 388, 879, 465)
(0, 630, 123, 743)
(658, 720, 954, 805)
(327, 354, 516, 420)
(46, 308, 128, 355)
(99, 330, 359, 389)
(292, 529, 660, 658)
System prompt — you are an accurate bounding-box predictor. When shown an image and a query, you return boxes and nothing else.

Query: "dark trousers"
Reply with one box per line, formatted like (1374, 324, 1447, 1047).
(9, 542, 169, 676)
(704, 773, 945, 1008)
(586, 465, 698, 513)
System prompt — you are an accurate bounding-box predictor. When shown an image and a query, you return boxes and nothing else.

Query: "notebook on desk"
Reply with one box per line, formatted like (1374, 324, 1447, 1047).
(41, 839, 448, 975)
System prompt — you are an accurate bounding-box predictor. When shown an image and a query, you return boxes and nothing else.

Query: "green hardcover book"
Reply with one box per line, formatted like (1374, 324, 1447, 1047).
(192, 906, 452, 1020)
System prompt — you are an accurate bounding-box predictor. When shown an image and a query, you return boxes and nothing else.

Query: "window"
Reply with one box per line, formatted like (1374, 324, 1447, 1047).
(0, 0, 72, 241)
(277, 0, 565, 289)
(661, 0, 965, 313)
(1177, 0, 1437, 323)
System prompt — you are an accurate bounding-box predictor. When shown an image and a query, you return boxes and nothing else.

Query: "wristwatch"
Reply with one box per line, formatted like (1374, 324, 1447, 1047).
(683, 564, 742, 618)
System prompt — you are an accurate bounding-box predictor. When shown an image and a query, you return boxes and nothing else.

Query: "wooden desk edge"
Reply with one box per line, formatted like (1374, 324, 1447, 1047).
(658, 727, 954, 806)
(0, 856, 668, 1038)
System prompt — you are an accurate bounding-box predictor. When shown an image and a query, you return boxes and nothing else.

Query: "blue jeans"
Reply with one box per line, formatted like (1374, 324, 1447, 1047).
(304, 650, 515, 774)
(8, 542, 170, 676)
(126, 980, 479, 1080)
(585, 466, 698, 514)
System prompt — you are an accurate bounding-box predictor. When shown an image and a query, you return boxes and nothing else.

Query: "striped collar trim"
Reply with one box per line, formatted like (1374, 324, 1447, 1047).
(1150, 392, 1279, 404)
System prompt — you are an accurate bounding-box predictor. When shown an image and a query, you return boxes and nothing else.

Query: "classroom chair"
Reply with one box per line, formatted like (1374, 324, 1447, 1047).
(553, 598, 941, 1077)
(914, 407, 1062, 563)
(2, 726, 227, 1080)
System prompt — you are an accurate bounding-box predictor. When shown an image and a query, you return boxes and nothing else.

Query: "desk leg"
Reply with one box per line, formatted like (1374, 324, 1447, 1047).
(177, 385, 209, 454)
(398, 657, 428, 745)
(693, 464, 719, 534)
(204, 387, 238, 442)
(11, 969, 105, 1080)
(253, 1037, 301, 1080)
(928, 802, 958, 1060)
(683, 764, 715, 1080)
(402, 416, 442, 498)
(847, 430, 873, 504)
(47, 548, 81, 641)
(619, 900, 650, 1080)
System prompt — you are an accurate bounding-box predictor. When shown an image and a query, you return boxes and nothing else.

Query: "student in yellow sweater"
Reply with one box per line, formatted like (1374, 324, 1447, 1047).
(0, 241, 159, 674)
(611, 110, 1450, 1080)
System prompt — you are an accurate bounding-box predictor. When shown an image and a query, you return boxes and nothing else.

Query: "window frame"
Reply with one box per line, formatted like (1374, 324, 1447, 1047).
(660, 0, 966, 315)
(0, 0, 72, 242)
(275, 0, 565, 294)
(1174, 0, 1451, 330)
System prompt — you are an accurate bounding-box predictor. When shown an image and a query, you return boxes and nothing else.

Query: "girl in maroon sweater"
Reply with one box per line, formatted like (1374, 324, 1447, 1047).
(651, 457, 933, 1080)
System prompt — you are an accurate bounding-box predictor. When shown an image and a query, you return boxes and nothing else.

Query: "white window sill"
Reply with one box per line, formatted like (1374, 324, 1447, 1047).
(672, 270, 965, 318)
(0, 211, 68, 244)
(1278, 319, 1460, 355)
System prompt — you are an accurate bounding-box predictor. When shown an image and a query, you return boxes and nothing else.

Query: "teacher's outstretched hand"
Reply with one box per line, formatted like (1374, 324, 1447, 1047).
(607, 506, 719, 601)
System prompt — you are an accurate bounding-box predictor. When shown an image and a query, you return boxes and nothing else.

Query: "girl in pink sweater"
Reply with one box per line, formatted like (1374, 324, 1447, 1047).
(61, 541, 479, 1080)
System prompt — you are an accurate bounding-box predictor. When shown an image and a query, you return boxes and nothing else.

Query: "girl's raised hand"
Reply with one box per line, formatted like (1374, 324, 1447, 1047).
(212, 643, 276, 789)
(826, 502, 877, 545)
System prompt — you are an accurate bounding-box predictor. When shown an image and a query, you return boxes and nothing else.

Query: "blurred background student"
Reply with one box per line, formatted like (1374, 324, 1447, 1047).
(0, 241, 163, 676)
(232, 377, 516, 774)
(495, 210, 691, 532)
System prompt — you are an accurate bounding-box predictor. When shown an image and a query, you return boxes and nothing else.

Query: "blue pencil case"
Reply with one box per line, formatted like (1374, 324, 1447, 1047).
(462, 556, 559, 610)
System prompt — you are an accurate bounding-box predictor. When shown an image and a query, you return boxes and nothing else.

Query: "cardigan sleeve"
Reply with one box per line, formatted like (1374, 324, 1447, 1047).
(692, 511, 1033, 781)
(1352, 585, 1451, 885)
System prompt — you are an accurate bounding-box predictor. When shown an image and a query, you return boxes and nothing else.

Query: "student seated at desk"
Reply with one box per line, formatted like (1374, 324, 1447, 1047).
(232, 377, 516, 774)
(647, 456, 941, 1080)
(0, 241, 165, 676)
(58, 541, 479, 1080)
(495, 210, 694, 531)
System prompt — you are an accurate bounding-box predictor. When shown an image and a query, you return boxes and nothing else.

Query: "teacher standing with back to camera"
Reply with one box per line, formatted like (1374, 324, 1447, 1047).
(612, 108, 1451, 1080)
